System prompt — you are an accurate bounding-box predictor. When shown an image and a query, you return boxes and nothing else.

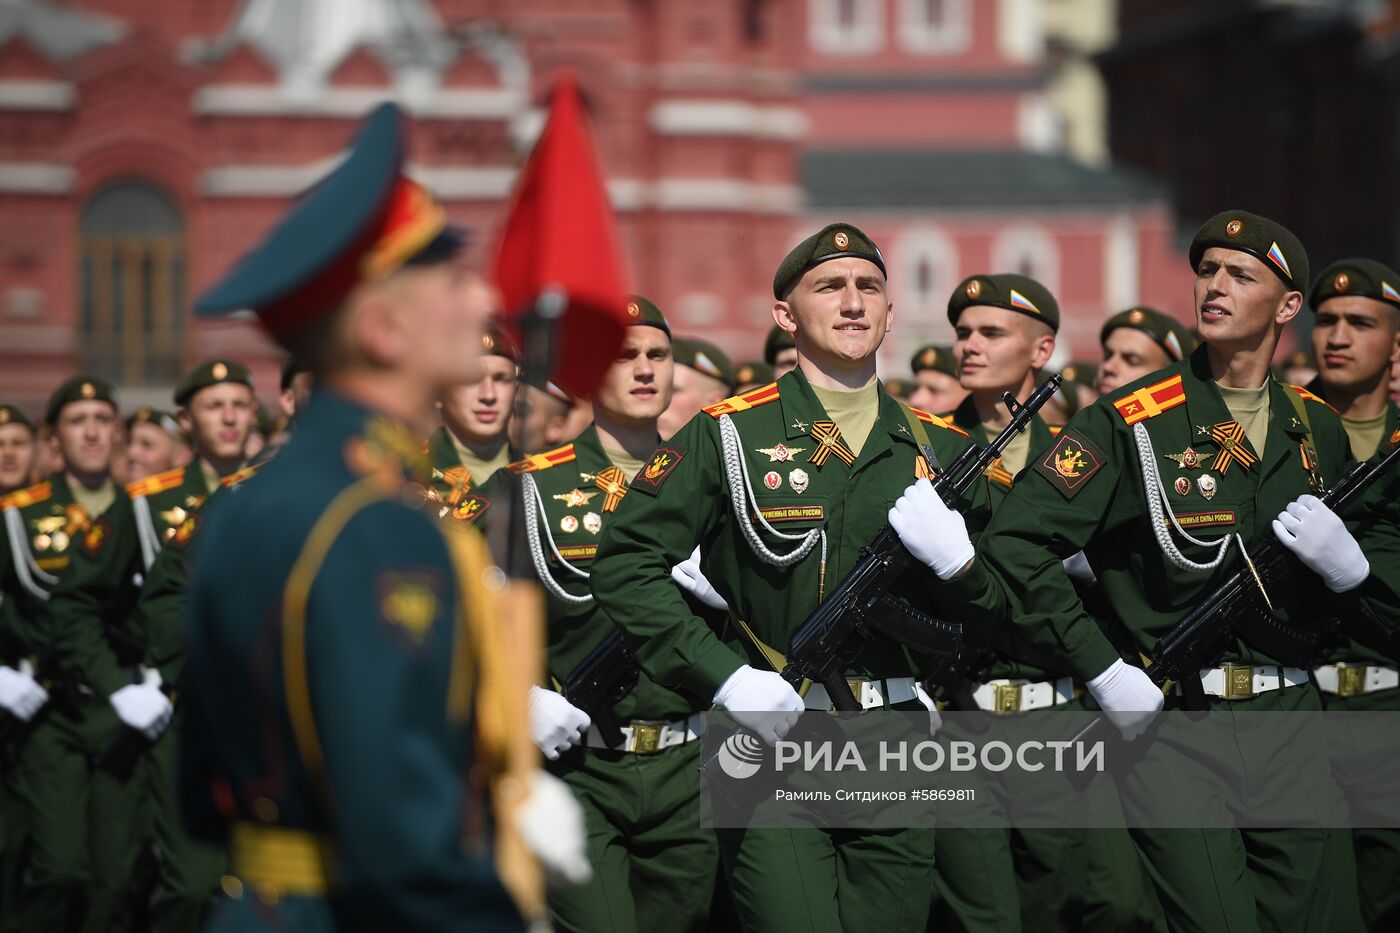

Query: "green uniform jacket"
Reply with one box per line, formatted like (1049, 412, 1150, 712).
(182, 391, 519, 931)
(589, 369, 1003, 700)
(982, 345, 1359, 682)
(471, 425, 699, 722)
(946, 395, 1060, 510)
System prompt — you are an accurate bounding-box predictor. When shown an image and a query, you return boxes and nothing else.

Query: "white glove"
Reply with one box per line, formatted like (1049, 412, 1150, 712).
(671, 546, 730, 611)
(514, 770, 592, 885)
(0, 664, 48, 721)
(109, 681, 173, 740)
(1086, 659, 1163, 741)
(888, 478, 975, 580)
(1272, 494, 1370, 593)
(527, 686, 591, 761)
(1062, 551, 1096, 583)
(712, 664, 804, 746)
(912, 681, 943, 737)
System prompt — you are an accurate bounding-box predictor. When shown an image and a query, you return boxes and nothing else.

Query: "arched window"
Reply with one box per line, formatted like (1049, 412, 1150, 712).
(989, 224, 1059, 298)
(79, 181, 186, 386)
(809, 0, 884, 54)
(895, 225, 960, 340)
(897, 0, 971, 54)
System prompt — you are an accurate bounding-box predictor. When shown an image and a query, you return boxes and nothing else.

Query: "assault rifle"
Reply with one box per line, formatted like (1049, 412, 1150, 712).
(559, 629, 638, 749)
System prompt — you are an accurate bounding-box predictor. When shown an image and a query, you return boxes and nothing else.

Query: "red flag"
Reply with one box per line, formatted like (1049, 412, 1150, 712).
(493, 70, 629, 398)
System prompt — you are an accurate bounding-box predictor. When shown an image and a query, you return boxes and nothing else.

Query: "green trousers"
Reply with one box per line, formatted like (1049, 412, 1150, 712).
(146, 719, 226, 932)
(548, 739, 717, 933)
(1120, 684, 1362, 933)
(1322, 684, 1400, 931)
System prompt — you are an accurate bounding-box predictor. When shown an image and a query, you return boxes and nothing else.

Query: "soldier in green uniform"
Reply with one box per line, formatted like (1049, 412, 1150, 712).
(1097, 307, 1196, 396)
(425, 324, 519, 521)
(590, 224, 1004, 933)
(510, 374, 575, 456)
(0, 405, 37, 497)
(467, 296, 721, 933)
(907, 344, 966, 417)
(182, 102, 585, 932)
(1304, 258, 1400, 929)
(661, 335, 737, 440)
(123, 407, 185, 484)
(979, 210, 1369, 932)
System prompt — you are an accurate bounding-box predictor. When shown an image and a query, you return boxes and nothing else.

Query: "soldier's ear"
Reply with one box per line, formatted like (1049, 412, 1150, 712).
(176, 409, 193, 434)
(1276, 290, 1303, 327)
(772, 301, 797, 335)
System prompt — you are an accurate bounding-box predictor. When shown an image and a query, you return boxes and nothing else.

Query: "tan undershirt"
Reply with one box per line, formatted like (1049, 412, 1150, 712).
(450, 433, 511, 486)
(1340, 410, 1389, 462)
(603, 445, 648, 482)
(1216, 382, 1271, 460)
(997, 426, 1034, 477)
(811, 382, 880, 458)
(67, 475, 115, 520)
(200, 459, 220, 495)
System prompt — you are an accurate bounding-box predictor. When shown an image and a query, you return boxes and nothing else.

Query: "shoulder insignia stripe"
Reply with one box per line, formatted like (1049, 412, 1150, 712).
(705, 382, 780, 418)
(2, 481, 53, 510)
(508, 444, 577, 474)
(1288, 384, 1341, 416)
(125, 467, 185, 498)
(1049, 425, 1063, 436)
(908, 406, 969, 438)
(220, 464, 261, 487)
(1113, 375, 1185, 425)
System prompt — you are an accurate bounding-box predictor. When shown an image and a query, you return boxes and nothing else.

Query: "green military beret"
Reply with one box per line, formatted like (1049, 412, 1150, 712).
(174, 359, 253, 407)
(947, 273, 1060, 333)
(521, 370, 574, 405)
(279, 356, 308, 392)
(45, 376, 116, 425)
(126, 406, 180, 436)
(1188, 209, 1307, 292)
(910, 343, 957, 378)
(734, 360, 774, 388)
(1308, 258, 1400, 313)
(482, 322, 520, 363)
(673, 337, 736, 390)
(1059, 361, 1099, 386)
(0, 404, 34, 432)
(764, 325, 796, 364)
(773, 223, 886, 299)
(624, 295, 671, 336)
(1100, 307, 1195, 363)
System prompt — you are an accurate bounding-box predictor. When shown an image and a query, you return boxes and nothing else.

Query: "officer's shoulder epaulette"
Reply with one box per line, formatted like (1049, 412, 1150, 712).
(705, 382, 780, 418)
(220, 463, 262, 488)
(1111, 373, 1186, 426)
(908, 406, 969, 438)
(1288, 384, 1341, 417)
(125, 466, 185, 499)
(2, 481, 53, 511)
(508, 444, 577, 474)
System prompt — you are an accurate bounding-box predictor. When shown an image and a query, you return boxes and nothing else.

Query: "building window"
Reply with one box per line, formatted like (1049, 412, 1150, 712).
(989, 224, 1059, 299)
(79, 181, 186, 387)
(895, 225, 960, 338)
(809, 0, 884, 54)
(897, 0, 971, 54)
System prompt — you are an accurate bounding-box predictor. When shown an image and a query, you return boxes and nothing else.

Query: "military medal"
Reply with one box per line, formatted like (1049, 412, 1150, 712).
(1196, 474, 1217, 500)
(1174, 476, 1191, 496)
(583, 512, 602, 534)
(1164, 447, 1201, 470)
(553, 488, 598, 509)
(560, 515, 579, 533)
(1206, 420, 1258, 475)
(789, 468, 809, 494)
(764, 470, 781, 490)
(757, 444, 805, 462)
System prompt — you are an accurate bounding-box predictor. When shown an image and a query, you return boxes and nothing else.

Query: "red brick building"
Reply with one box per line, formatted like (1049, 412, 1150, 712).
(0, 0, 1183, 411)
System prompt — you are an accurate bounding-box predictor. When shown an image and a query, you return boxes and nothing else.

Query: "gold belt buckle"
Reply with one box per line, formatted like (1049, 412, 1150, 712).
(994, 683, 1022, 713)
(1222, 664, 1255, 700)
(630, 722, 664, 754)
(1336, 665, 1367, 698)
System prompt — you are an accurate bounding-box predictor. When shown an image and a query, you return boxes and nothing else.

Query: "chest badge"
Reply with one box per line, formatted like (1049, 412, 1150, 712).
(560, 515, 580, 533)
(1164, 447, 1202, 470)
(757, 444, 805, 463)
(1196, 474, 1218, 500)
(789, 468, 810, 494)
(791, 418, 809, 433)
(553, 488, 598, 509)
(583, 512, 602, 535)
(764, 470, 782, 490)
(1174, 476, 1191, 496)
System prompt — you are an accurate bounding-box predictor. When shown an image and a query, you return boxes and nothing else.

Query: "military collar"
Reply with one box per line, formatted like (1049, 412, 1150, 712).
(949, 393, 1053, 447)
(427, 426, 458, 472)
(773, 367, 921, 463)
(568, 424, 609, 467)
(311, 390, 431, 485)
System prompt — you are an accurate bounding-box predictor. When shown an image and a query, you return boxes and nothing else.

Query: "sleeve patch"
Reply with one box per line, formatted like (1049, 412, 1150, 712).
(630, 443, 687, 495)
(377, 570, 445, 652)
(450, 492, 489, 523)
(1033, 431, 1106, 500)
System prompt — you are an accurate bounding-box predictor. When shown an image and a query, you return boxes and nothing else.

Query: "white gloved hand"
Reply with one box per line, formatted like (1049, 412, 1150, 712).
(912, 681, 943, 737)
(527, 686, 591, 761)
(1272, 494, 1370, 593)
(514, 770, 592, 885)
(671, 547, 730, 611)
(1062, 551, 1096, 583)
(712, 664, 804, 746)
(0, 665, 48, 721)
(888, 478, 975, 580)
(109, 682, 173, 740)
(1086, 659, 1163, 741)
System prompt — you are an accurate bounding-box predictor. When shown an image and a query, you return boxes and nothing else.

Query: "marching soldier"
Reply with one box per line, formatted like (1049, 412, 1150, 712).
(182, 103, 585, 932)
(0, 405, 37, 496)
(975, 210, 1368, 931)
(590, 224, 1002, 933)
(123, 407, 186, 483)
(1097, 307, 1196, 396)
(468, 296, 721, 933)
(907, 344, 966, 416)
(660, 336, 737, 440)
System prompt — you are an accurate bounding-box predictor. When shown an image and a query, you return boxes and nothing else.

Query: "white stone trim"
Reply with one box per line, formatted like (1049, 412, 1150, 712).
(192, 83, 522, 118)
(896, 0, 972, 55)
(653, 179, 802, 213)
(0, 80, 75, 111)
(989, 223, 1060, 298)
(809, 0, 884, 55)
(1102, 214, 1139, 312)
(998, 0, 1043, 64)
(649, 100, 807, 140)
(0, 162, 74, 194)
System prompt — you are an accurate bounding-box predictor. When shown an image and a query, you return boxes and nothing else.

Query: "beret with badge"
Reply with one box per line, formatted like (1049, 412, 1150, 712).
(127, 406, 181, 437)
(174, 359, 253, 407)
(947, 273, 1060, 333)
(1100, 306, 1196, 363)
(909, 344, 958, 379)
(0, 404, 34, 432)
(482, 321, 521, 364)
(624, 295, 671, 336)
(1308, 257, 1400, 313)
(45, 376, 117, 425)
(773, 223, 887, 300)
(1188, 209, 1308, 292)
(734, 361, 774, 390)
(673, 337, 737, 391)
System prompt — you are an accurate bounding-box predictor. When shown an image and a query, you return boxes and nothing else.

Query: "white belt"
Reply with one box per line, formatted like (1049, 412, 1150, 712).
(1313, 663, 1400, 697)
(802, 676, 918, 711)
(1179, 664, 1308, 700)
(585, 712, 704, 754)
(971, 677, 1080, 713)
